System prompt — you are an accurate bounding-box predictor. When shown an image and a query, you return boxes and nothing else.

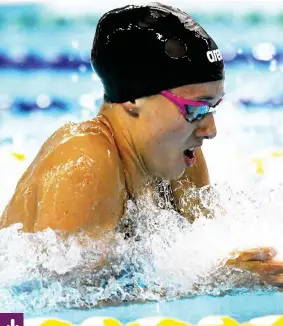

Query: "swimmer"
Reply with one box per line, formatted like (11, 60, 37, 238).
(1, 3, 283, 288)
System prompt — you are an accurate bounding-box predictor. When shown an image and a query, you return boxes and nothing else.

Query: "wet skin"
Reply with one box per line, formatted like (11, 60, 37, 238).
(1, 80, 283, 288)
(0, 81, 223, 233)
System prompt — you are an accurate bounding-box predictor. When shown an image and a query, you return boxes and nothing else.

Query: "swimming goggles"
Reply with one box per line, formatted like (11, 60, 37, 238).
(160, 90, 223, 122)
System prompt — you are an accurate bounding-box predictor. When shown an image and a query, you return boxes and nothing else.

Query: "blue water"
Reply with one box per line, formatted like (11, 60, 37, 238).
(22, 293, 283, 324)
(1, 2, 283, 324)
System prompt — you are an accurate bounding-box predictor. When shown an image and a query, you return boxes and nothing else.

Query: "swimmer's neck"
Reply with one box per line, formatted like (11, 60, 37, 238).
(98, 103, 151, 197)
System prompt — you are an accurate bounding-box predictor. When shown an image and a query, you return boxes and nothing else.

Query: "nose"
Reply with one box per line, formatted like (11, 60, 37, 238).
(194, 113, 217, 139)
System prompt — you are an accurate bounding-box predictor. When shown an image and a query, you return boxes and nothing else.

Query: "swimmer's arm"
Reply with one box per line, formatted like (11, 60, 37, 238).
(170, 148, 213, 222)
(34, 134, 126, 235)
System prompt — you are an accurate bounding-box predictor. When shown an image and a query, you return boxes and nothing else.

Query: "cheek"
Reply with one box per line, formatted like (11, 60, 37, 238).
(144, 103, 185, 133)
(160, 117, 192, 146)
(142, 108, 193, 154)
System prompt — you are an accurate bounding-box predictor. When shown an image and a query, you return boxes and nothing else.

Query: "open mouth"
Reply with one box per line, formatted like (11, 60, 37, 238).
(183, 148, 196, 167)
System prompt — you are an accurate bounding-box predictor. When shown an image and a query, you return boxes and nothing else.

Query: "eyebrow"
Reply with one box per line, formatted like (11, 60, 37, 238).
(195, 92, 225, 101)
(196, 96, 215, 101)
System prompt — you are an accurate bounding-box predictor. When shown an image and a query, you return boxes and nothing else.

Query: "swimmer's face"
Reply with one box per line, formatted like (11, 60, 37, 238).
(129, 80, 224, 180)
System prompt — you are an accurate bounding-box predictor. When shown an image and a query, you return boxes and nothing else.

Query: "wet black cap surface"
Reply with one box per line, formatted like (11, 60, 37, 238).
(91, 2, 225, 103)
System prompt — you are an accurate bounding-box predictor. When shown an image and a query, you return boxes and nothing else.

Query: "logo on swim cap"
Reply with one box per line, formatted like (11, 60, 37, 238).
(206, 49, 223, 63)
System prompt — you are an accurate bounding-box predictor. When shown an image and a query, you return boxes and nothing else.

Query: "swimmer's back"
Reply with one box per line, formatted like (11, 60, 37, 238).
(0, 116, 127, 233)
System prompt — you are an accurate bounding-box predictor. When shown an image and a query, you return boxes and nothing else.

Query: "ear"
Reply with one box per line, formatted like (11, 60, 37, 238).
(121, 100, 140, 117)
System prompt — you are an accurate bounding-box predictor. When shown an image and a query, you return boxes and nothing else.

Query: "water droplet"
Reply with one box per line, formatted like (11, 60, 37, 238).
(79, 65, 87, 72)
(36, 94, 51, 109)
(71, 74, 79, 82)
(252, 42, 276, 61)
(71, 40, 79, 49)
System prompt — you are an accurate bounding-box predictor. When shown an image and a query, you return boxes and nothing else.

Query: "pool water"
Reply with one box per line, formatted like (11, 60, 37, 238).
(1, 1, 283, 324)
(21, 293, 283, 324)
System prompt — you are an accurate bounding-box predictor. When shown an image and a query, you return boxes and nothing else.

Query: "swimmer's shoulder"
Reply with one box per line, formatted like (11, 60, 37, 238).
(1, 116, 127, 232)
(15, 115, 125, 199)
(33, 115, 122, 173)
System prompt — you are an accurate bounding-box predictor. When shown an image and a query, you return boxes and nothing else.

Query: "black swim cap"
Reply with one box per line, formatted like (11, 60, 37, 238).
(91, 2, 225, 103)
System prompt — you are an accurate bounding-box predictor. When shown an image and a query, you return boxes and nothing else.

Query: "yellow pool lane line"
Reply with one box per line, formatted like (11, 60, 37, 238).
(24, 315, 283, 326)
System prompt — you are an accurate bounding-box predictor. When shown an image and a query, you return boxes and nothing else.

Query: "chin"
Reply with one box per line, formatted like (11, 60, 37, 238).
(175, 168, 186, 180)
(171, 167, 186, 181)
(159, 165, 185, 181)
(152, 155, 185, 181)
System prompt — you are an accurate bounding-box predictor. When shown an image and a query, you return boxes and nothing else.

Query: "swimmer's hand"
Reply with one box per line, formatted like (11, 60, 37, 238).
(226, 247, 283, 287)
